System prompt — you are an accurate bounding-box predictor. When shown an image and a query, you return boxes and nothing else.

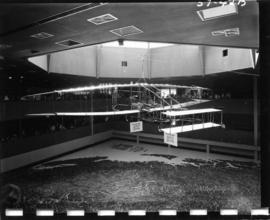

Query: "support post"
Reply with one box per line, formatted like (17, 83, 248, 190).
(91, 92, 94, 136)
(254, 150, 258, 163)
(136, 134, 140, 146)
(253, 76, 258, 146)
(221, 111, 223, 125)
(206, 144, 210, 156)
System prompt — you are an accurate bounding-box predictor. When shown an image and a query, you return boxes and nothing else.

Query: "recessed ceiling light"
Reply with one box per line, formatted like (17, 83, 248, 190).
(211, 28, 240, 37)
(224, 28, 240, 37)
(211, 30, 225, 36)
(30, 32, 54, 39)
(87, 14, 118, 25)
(55, 39, 83, 47)
(197, 4, 238, 21)
(110, 25, 143, 37)
(8, 76, 12, 79)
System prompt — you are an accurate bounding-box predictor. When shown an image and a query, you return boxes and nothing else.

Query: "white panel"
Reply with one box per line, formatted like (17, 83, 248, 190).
(190, 209, 207, 216)
(251, 208, 269, 216)
(28, 55, 48, 71)
(151, 45, 203, 78)
(130, 121, 143, 132)
(5, 209, 23, 216)
(67, 210, 85, 216)
(36, 210, 54, 216)
(220, 209, 238, 215)
(49, 45, 96, 76)
(205, 47, 254, 74)
(100, 46, 147, 78)
(164, 132, 178, 146)
(128, 210, 146, 216)
(159, 210, 177, 216)
(98, 210, 115, 216)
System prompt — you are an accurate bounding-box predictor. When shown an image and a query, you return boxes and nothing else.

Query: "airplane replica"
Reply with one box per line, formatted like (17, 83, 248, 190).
(23, 82, 225, 147)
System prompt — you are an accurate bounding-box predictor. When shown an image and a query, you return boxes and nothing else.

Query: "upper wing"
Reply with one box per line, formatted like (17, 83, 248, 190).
(27, 109, 140, 116)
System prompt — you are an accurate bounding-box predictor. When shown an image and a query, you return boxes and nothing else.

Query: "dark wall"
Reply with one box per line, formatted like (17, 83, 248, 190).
(0, 126, 91, 159)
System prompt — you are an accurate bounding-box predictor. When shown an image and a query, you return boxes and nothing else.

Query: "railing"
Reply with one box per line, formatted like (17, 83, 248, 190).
(112, 130, 260, 162)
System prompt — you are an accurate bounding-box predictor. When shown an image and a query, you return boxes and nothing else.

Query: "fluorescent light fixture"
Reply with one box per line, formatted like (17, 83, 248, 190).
(211, 30, 225, 36)
(98, 210, 115, 216)
(55, 39, 83, 47)
(212, 28, 240, 37)
(31, 32, 54, 39)
(197, 4, 238, 21)
(224, 28, 240, 37)
(36, 210, 54, 216)
(87, 13, 118, 25)
(128, 210, 146, 216)
(110, 25, 143, 37)
(190, 209, 207, 216)
(67, 210, 85, 216)
(5, 209, 23, 216)
(220, 209, 238, 215)
(102, 40, 173, 48)
(251, 208, 269, 216)
(159, 210, 177, 216)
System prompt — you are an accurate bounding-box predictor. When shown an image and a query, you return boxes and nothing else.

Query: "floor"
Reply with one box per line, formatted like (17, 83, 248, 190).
(3, 139, 260, 213)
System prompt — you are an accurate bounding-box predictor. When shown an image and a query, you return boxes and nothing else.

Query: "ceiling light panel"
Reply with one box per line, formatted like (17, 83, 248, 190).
(211, 30, 225, 36)
(55, 39, 83, 47)
(224, 28, 240, 37)
(197, 4, 238, 21)
(87, 13, 118, 25)
(110, 25, 143, 37)
(30, 32, 54, 39)
(211, 28, 240, 37)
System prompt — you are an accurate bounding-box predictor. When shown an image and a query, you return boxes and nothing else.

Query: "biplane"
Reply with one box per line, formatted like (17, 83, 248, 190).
(23, 82, 225, 134)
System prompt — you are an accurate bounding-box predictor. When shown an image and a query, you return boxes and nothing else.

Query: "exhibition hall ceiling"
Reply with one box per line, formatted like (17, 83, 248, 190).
(0, 2, 259, 59)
